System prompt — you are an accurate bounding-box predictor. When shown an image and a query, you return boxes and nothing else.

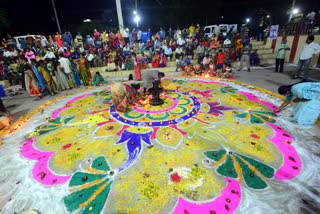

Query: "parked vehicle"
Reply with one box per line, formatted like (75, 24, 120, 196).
(14, 35, 48, 50)
(204, 24, 238, 37)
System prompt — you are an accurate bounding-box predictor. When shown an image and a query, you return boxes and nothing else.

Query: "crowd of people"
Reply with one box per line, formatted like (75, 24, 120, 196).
(0, 23, 265, 100)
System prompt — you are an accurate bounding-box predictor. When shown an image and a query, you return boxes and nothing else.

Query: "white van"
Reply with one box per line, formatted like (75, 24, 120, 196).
(204, 24, 238, 37)
(14, 35, 48, 50)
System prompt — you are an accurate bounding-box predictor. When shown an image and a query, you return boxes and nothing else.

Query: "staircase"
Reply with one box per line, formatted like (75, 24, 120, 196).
(251, 40, 275, 66)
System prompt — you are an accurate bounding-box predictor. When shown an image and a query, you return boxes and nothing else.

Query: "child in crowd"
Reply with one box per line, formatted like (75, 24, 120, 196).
(176, 58, 184, 72)
(160, 52, 167, 67)
(194, 62, 204, 76)
(207, 61, 217, 77)
(250, 49, 260, 66)
(217, 49, 227, 70)
(182, 62, 194, 76)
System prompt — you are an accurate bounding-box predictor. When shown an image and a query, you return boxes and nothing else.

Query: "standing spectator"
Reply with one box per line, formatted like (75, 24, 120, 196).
(137, 29, 142, 42)
(238, 42, 252, 72)
(294, 35, 320, 80)
(223, 38, 231, 49)
(75, 32, 84, 47)
(67, 32, 73, 47)
(275, 40, 290, 73)
(25, 47, 36, 62)
(58, 54, 76, 86)
(147, 28, 152, 41)
(122, 26, 129, 44)
(217, 49, 227, 70)
(132, 28, 137, 43)
(256, 17, 266, 41)
(62, 32, 70, 48)
(160, 27, 166, 41)
(7, 34, 16, 50)
(168, 27, 174, 39)
(214, 25, 221, 38)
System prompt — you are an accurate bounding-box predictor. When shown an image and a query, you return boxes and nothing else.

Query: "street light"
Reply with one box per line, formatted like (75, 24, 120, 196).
(134, 15, 140, 27)
(133, 10, 137, 15)
(246, 18, 250, 23)
(267, 15, 270, 18)
(83, 19, 92, 23)
(292, 8, 299, 14)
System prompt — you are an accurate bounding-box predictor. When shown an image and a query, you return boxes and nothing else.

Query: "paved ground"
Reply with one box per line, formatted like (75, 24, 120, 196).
(2, 64, 320, 122)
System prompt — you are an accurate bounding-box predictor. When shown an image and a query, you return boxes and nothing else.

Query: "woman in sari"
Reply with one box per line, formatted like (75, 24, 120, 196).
(31, 59, 48, 96)
(169, 38, 177, 51)
(24, 64, 42, 99)
(131, 53, 141, 80)
(38, 60, 58, 95)
(274, 82, 320, 126)
(55, 32, 64, 48)
(69, 56, 81, 87)
(140, 53, 149, 69)
(152, 52, 160, 68)
(92, 72, 107, 86)
(75, 53, 91, 86)
(111, 83, 142, 112)
(124, 55, 134, 70)
(56, 61, 71, 90)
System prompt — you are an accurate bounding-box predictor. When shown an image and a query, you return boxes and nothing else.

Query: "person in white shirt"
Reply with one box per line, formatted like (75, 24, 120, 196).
(177, 37, 186, 47)
(196, 43, 205, 61)
(175, 45, 184, 60)
(154, 38, 161, 50)
(44, 49, 56, 59)
(164, 46, 173, 61)
(58, 54, 75, 86)
(214, 25, 221, 37)
(224, 38, 231, 49)
(122, 26, 129, 45)
(137, 29, 142, 42)
(294, 35, 320, 80)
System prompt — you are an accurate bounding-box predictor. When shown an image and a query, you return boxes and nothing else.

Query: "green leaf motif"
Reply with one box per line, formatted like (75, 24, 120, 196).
(235, 110, 277, 124)
(64, 156, 113, 214)
(220, 86, 238, 94)
(35, 116, 75, 135)
(205, 149, 275, 189)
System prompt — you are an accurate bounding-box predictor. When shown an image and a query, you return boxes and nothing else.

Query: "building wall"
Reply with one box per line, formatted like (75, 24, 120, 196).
(266, 35, 320, 68)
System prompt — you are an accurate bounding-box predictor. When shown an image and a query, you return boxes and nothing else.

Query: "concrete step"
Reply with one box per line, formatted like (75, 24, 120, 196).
(250, 40, 265, 46)
(256, 49, 273, 54)
(260, 58, 275, 66)
(259, 53, 275, 59)
(252, 44, 267, 49)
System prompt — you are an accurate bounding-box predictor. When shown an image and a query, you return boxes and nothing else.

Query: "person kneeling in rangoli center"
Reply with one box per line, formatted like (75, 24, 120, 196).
(142, 70, 165, 94)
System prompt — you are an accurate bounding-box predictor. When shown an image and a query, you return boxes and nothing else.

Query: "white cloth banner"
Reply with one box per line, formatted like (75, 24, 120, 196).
(269, 25, 279, 40)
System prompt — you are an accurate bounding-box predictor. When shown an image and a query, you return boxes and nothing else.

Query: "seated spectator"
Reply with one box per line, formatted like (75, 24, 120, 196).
(218, 65, 233, 78)
(194, 62, 205, 76)
(250, 49, 260, 66)
(185, 42, 194, 59)
(224, 38, 231, 49)
(154, 38, 161, 51)
(177, 37, 186, 47)
(204, 45, 212, 56)
(164, 45, 173, 61)
(160, 52, 167, 67)
(152, 51, 161, 68)
(92, 72, 107, 86)
(182, 62, 194, 76)
(196, 43, 205, 62)
(207, 61, 217, 77)
(202, 54, 211, 69)
(146, 40, 154, 50)
(140, 53, 149, 69)
(175, 45, 184, 60)
(124, 55, 134, 70)
(169, 38, 177, 51)
(176, 58, 184, 72)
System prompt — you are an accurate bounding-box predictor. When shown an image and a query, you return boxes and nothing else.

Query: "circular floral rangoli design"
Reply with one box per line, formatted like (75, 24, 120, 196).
(7, 78, 303, 214)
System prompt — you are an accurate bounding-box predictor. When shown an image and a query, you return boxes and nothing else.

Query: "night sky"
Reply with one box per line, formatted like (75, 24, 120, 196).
(1, 0, 319, 36)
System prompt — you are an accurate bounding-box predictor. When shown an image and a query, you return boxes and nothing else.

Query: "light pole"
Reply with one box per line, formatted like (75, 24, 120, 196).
(51, 0, 61, 34)
(288, 0, 296, 22)
(115, 0, 124, 31)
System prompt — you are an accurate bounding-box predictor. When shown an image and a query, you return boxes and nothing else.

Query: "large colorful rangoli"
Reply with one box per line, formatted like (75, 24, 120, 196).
(1, 78, 305, 213)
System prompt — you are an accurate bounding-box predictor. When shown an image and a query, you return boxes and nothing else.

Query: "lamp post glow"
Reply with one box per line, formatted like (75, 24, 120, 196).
(134, 15, 140, 27)
(292, 8, 299, 14)
(133, 10, 137, 15)
(246, 18, 250, 23)
(267, 15, 270, 18)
